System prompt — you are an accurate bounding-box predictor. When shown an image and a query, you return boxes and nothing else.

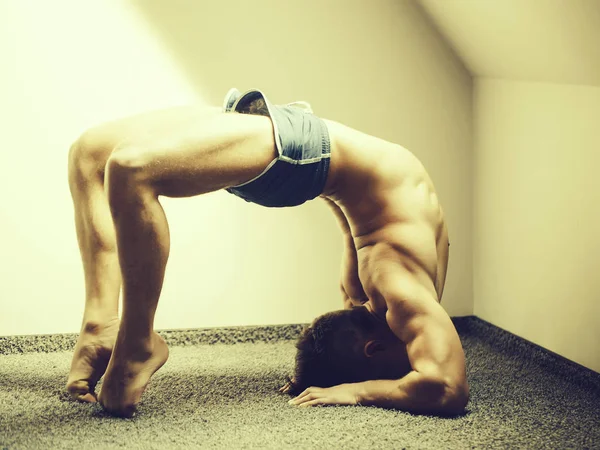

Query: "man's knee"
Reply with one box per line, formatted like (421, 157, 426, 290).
(105, 146, 151, 181)
(105, 147, 154, 206)
(68, 130, 113, 187)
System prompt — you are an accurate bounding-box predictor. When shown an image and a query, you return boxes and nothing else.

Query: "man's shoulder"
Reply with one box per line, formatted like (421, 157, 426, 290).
(357, 223, 439, 271)
(356, 236, 439, 304)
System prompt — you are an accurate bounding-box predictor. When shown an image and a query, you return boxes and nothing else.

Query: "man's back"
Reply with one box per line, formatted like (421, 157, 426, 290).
(321, 118, 450, 311)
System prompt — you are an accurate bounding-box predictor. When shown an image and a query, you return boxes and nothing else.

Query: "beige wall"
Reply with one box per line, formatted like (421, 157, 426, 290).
(419, 0, 600, 87)
(474, 78, 600, 372)
(0, 0, 472, 336)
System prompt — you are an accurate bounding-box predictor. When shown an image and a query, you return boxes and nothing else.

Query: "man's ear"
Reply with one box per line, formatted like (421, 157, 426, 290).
(363, 339, 386, 358)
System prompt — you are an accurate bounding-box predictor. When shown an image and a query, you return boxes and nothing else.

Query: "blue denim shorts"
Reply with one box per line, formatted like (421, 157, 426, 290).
(222, 88, 331, 208)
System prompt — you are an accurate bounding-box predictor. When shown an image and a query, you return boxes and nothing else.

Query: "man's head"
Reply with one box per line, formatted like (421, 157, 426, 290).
(285, 305, 412, 396)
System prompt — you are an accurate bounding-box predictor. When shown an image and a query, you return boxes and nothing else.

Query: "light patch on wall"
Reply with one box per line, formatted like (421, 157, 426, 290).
(0, 0, 205, 335)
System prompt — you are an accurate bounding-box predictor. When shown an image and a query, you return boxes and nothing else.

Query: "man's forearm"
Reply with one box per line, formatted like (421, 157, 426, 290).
(356, 371, 468, 416)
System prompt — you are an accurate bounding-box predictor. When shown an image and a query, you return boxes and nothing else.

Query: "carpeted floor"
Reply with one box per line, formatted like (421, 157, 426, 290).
(0, 316, 599, 450)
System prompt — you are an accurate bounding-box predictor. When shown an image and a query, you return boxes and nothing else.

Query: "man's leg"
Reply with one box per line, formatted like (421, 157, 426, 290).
(92, 108, 277, 417)
(66, 133, 124, 402)
(67, 106, 225, 401)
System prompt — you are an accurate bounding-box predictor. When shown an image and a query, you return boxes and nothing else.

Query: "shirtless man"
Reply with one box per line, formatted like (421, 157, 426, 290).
(66, 88, 468, 417)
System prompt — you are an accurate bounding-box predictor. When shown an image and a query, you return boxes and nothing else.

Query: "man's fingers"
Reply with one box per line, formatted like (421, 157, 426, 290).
(289, 387, 324, 405)
(298, 398, 326, 407)
(289, 388, 312, 404)
(279, 377, 298, 394)
(279, 380, 296, 393)
(287, 388, 333, 407)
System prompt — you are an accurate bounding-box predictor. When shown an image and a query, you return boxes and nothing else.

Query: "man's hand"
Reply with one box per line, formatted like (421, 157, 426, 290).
(287, 383, 361, 408)
(279, 381, 293, 394)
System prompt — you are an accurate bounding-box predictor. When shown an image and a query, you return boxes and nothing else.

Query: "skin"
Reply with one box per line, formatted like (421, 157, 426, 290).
(66, 103, 468, 417)
(284, 122, 467, 415)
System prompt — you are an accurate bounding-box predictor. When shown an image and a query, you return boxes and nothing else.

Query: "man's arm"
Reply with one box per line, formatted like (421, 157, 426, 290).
(356, 274, 469, 415)
(322, 197, 352, 235)
(322, 198, 365, 309)
(288, 269, 469, 415)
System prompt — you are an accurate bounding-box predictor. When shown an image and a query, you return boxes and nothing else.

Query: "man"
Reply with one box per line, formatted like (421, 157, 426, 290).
(66, 88, 468, 418)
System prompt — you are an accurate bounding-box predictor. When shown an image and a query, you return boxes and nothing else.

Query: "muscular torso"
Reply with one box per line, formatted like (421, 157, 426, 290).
(321, 119, 449, 317)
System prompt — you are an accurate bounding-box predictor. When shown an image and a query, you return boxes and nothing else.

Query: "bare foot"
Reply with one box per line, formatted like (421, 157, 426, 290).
(66, 316, 120, 402)
(98, 331, 169, 417)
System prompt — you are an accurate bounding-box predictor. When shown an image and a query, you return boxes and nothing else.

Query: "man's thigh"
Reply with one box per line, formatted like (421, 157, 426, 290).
(76, 106, 224, 177)
(83, 106, 222, 150)
(88, 105, 278, 197)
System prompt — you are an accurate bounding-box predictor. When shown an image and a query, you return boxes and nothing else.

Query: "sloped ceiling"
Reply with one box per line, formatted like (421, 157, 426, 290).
(418, 0, 600, 86)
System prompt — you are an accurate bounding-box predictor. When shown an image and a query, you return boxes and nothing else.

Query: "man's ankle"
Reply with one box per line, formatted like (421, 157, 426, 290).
(81, 312, 120, 331)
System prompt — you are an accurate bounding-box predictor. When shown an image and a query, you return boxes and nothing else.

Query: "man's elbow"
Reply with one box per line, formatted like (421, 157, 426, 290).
(416, 372, 469, 416)
(441, 381, 470, 415)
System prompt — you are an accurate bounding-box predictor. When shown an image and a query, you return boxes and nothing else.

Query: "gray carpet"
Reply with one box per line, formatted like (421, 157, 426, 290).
(1, 317, 599, 450)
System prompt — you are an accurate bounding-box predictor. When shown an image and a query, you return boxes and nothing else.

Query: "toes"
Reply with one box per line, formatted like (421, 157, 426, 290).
(66, 380, 98, 403)
(67, 346, 111, 403)
(99, 395, 137, 418)
(116, 405, 137, 418)
(78, 392, 98, 403)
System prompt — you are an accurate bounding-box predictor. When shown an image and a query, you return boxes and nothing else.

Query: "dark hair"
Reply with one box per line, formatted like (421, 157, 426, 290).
(285, 306, 378, 397)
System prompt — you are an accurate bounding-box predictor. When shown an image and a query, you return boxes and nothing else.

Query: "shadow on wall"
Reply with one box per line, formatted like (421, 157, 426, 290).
(131, 0, 397, 114)
(131, 0, 471, 141)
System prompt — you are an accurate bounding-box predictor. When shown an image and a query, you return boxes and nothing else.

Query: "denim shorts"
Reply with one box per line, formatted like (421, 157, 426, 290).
(222, 88, 331, 208)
